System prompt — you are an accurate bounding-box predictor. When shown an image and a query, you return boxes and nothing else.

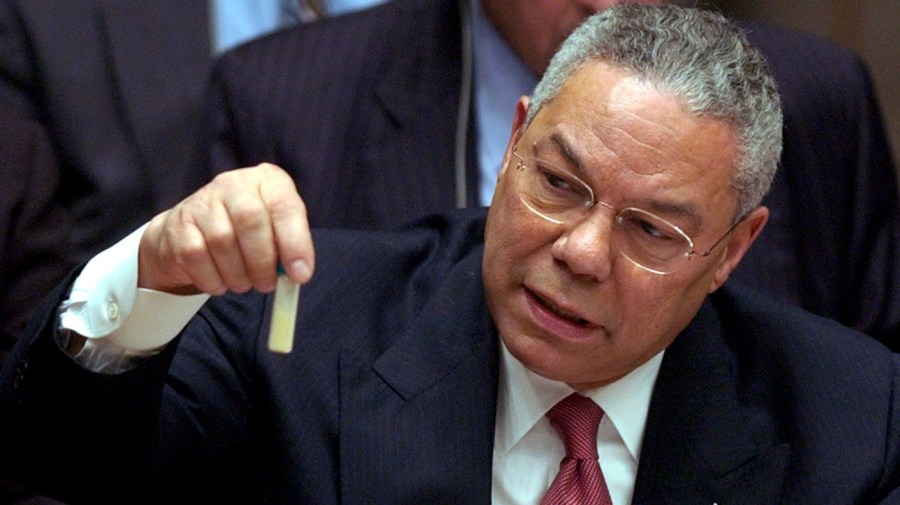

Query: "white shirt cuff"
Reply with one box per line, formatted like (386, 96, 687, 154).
(59, 223, 209, 354)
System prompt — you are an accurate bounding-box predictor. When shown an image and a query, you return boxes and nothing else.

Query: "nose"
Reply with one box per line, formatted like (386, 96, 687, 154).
(550, 208, 616, 281)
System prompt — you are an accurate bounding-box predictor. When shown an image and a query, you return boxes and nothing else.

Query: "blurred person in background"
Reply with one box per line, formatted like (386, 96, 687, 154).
(0, 105, 73, 505)
(0, 106, 73, 364)
(0, 0, 382, 262)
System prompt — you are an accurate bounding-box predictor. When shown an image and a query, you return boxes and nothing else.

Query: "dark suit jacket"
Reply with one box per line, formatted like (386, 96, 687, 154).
(1, 209, 898, 504)
(0, 106, 75, 505)
(0, 107, 73, 363)
(205, 0, 900, 348)
(0, 1, 212, 260)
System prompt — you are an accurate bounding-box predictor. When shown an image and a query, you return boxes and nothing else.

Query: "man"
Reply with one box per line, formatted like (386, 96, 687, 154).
(2, 5, 898, 504)
(205, 0, 900, 347)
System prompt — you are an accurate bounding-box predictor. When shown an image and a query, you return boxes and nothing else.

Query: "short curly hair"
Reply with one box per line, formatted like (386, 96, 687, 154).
(526, 4, 783, 219)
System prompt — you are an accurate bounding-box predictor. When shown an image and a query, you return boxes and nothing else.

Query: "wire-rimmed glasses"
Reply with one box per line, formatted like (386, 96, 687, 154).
(511, 146, 739, 275)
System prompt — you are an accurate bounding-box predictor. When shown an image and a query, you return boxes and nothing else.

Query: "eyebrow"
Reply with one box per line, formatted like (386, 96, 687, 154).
(533, 132, 703, 227)
(642, 200, 702, 229)
(550, 133, 585, 174)
(530, 133, 590, 181)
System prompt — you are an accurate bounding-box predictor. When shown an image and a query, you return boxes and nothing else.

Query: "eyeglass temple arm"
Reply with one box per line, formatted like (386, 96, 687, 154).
(696, 216, 745, 257)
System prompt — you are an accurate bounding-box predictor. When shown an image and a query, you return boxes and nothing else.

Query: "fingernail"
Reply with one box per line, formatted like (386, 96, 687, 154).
(289, 259, 311, 283)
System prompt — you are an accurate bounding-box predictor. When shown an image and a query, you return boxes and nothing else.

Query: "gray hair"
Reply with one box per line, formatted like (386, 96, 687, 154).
(526, 4, 782, 218)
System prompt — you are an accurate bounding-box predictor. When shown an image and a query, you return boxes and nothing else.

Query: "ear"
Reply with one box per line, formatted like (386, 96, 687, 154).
(707, 206, 768, 293)
(498, 96, 530, 181)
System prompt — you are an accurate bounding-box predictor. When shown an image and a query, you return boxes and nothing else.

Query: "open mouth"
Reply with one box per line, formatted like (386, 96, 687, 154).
(529, 290, 592, 328)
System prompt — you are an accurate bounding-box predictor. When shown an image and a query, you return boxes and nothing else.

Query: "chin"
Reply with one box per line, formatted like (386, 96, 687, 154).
(505, 331, 583, 380)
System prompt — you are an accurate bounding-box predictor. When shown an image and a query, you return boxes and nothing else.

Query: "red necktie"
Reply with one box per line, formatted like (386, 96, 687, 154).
(541, 393, 613, 505)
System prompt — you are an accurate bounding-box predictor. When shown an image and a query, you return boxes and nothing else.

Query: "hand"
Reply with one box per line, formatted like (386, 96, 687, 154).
(138, 163, 315, 295)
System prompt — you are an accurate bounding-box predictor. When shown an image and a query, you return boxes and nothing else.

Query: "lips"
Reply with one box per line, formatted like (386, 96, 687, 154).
(525, 288, 598, 337)
(536, 293, 591, 326)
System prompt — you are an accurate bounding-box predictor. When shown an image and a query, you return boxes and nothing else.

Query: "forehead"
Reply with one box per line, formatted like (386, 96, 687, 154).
(524, 61, 740, 222)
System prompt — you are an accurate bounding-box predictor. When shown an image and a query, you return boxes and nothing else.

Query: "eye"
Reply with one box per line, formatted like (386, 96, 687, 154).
(534, 162, 591, 201)
(636, 219, 674, 240)
(543, 170, 575, 191)
(617, 213, 682, 244)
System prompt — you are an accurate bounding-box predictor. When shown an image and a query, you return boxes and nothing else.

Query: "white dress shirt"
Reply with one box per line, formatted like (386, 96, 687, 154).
(492, 342, 663, 505)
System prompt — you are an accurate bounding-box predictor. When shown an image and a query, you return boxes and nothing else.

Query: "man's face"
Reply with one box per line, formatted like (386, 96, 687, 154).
(482, 0, 666, 75)
(483, 61, 767, 390)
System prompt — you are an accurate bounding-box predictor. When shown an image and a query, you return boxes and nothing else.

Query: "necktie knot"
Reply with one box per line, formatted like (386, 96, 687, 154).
(541, 394, 612, 505)
(546, 393, 603, 460)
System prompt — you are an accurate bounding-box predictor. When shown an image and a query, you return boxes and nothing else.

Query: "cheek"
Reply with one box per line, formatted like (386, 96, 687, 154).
(613, 271, 709, 341)
(484, 209, 529, 294)
(484, 211, 560, 319)
(486, 186, 558, 261)
(484, 225, 541, 290)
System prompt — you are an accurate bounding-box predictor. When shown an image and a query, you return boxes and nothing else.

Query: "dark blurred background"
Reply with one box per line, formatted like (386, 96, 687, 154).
(707, 0, 899, 186)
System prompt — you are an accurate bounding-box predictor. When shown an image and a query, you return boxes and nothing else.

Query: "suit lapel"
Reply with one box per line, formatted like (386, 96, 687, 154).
(356, 0, 472, 226)
(339, 247, 498, 504)
(632, 298, 790, 505)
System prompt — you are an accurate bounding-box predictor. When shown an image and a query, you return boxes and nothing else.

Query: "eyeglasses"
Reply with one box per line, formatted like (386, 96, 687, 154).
(511, 147, 740, 275)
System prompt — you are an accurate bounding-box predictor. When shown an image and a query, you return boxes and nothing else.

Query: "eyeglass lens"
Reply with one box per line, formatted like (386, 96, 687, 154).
(515, 154, 693, 274)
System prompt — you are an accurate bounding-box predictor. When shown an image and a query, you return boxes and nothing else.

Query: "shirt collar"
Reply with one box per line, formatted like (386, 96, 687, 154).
(495, 338, 664, 463)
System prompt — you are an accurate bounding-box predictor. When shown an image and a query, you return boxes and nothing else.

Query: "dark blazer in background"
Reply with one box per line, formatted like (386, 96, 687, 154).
(737, 22, 900, 348)
(2, 210, 898, 504)
(0, 107, 72, 364)
(0, 0, 212, 260)
(205, 0, 900, 347)
(0, 106, 74, 505)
